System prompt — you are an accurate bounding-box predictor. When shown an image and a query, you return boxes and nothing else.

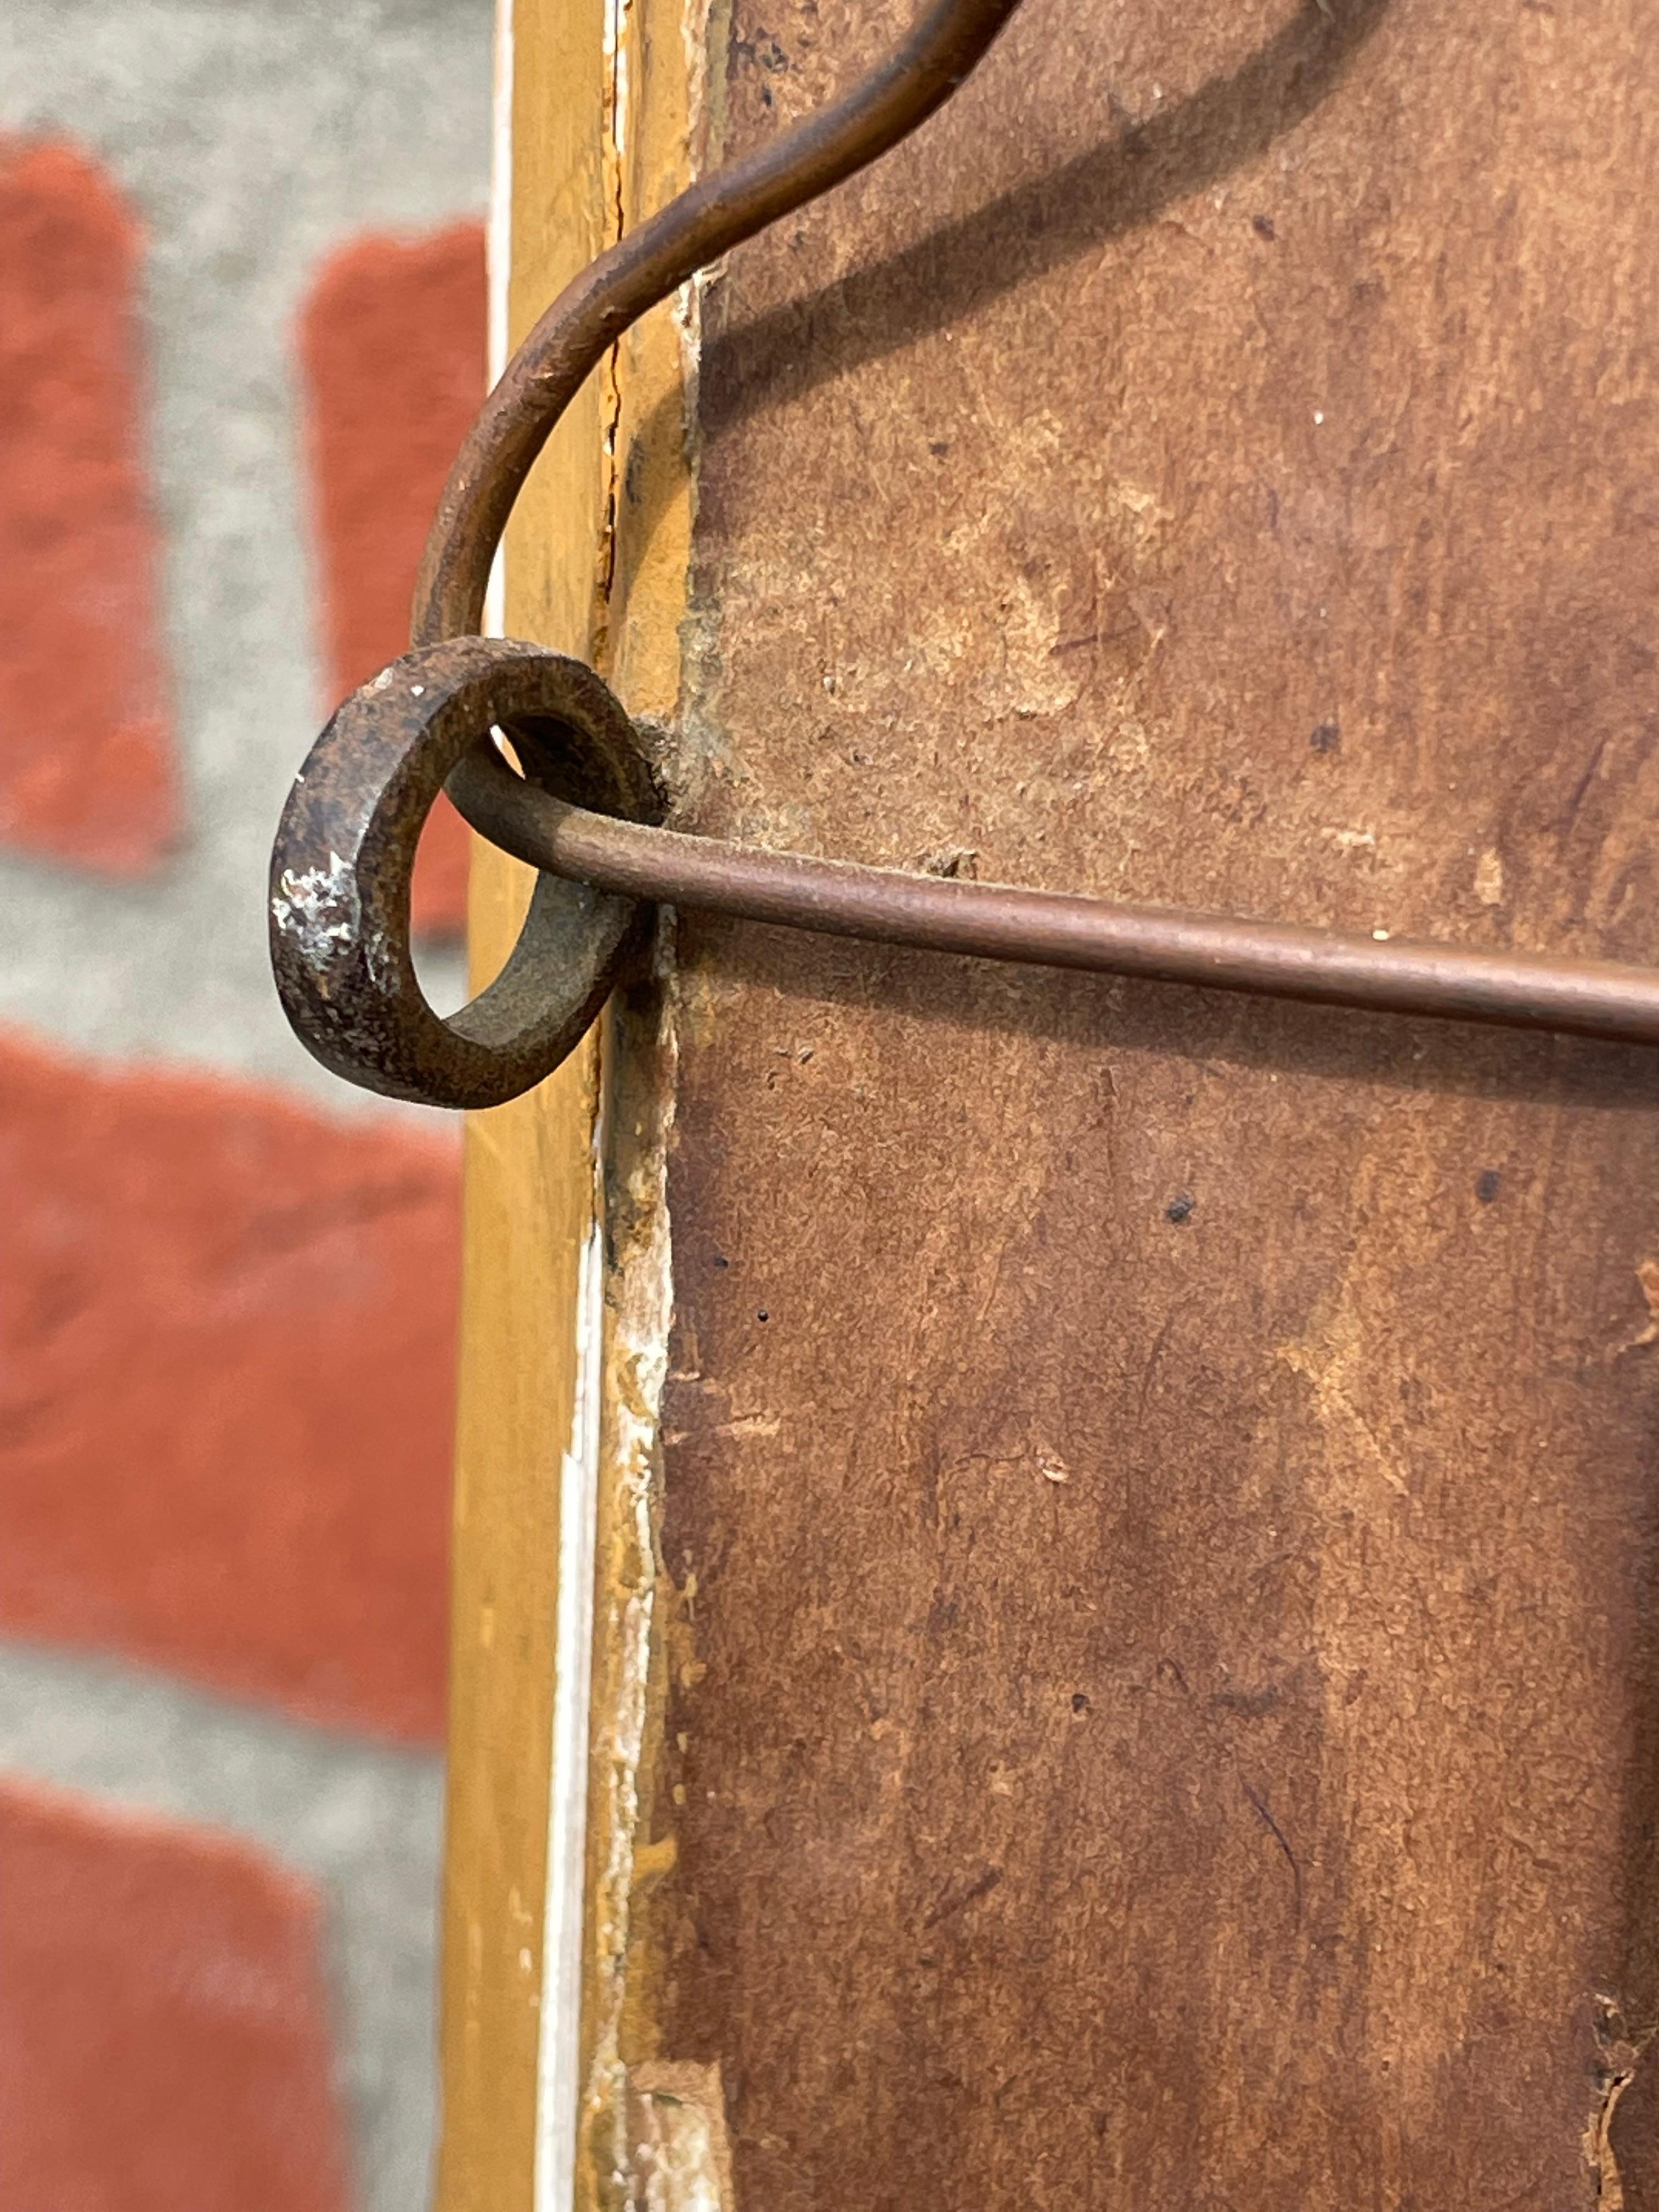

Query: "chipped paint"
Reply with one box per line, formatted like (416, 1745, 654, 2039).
(572, 0, 706, 2173)
(627, 2063, 733, 2212)
(1585, 1995, 1655, 2209)
(577, 966, 678, 2211)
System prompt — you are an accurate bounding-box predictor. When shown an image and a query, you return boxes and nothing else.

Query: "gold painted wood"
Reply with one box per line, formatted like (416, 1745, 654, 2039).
(437, 0, 699, 2203)
(436, 0, 614, 2202)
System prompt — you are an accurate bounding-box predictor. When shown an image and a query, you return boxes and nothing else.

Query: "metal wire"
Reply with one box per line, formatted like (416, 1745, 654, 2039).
(413, 0, 1028, 645)
(448, 772, 1659, 1048)
(267, 0, 1659, 1108)
(411, 0, 1659, 1054)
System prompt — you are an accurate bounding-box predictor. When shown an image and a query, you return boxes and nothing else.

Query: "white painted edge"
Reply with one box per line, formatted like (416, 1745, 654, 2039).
(483, 0, 513, 639)
(487, 9, 601, 2204)
(534, 1179, 606, 2212)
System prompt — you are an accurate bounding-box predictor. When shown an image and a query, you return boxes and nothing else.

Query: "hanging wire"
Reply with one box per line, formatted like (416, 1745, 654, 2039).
(271, 0, 1659, 1110)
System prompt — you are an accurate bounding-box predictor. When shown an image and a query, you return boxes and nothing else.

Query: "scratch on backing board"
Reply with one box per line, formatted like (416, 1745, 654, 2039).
(1617, 1260, 1659, 1356)
(1585, 1995, 1655, 2209)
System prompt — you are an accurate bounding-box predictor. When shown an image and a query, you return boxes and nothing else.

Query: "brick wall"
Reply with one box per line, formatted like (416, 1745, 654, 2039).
(0, 3, 494, 2203)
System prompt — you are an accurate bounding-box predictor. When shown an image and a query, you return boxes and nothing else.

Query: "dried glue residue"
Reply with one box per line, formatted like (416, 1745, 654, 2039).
(628, 2062, 735, 2212)
(577, 950, 680, 2210)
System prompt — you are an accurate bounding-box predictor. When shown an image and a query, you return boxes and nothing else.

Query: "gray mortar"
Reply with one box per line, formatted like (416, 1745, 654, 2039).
(0, 0, 490, 1114)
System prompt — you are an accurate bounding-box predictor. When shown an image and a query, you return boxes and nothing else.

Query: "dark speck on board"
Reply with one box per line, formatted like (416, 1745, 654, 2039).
(1311, 720, 1341, 754)
(1166, 1194, 1194, 1224)
(1071, 1692, 1091, 1714)
(1251, 212, 1277, 240)
(1476, 1169, 1502, 1204)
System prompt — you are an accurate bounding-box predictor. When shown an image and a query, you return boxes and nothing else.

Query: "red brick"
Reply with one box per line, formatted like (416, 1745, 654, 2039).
(0, 1025, 458, 1741)
(298, 222, 488, 937)
(0, 139, 178, 876)
(0, 1775, 349, 2212)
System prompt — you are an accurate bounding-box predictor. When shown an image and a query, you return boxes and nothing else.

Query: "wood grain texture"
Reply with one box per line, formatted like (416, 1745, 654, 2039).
(575, 0, 701, 2196)
(628, 0, 1659, 2201)
(436, 0, 614, 2202)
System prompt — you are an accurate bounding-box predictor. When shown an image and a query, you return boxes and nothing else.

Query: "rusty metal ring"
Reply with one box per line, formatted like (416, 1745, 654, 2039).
(269, 636, 661, 1110)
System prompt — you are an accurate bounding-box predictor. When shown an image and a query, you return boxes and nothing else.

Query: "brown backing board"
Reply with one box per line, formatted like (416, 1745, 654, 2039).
(615, 0, 1659, 2201)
